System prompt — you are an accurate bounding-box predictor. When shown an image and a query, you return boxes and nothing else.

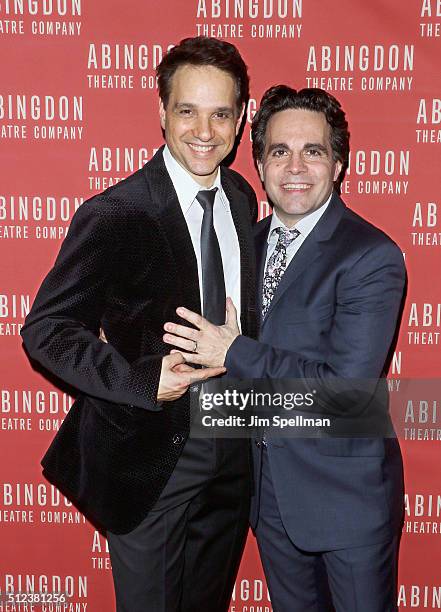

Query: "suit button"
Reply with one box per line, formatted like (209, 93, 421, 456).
(255, 440, 261, 448)
(173, 434, 184, 445)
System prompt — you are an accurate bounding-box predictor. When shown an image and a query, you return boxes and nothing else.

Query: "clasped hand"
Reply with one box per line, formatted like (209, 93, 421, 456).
(163, 297, 240, 368)
(100, 299, 240, 403)
(157, 353, 225, 402)
(99, 325, 226, 403)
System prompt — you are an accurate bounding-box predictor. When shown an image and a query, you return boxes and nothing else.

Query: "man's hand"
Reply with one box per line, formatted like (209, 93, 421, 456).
(163, 298, 240, 368)
(157, 353, 226, 402)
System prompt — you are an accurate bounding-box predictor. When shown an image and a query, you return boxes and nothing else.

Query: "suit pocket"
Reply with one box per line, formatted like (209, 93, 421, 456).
(88, 397, 136, 434)
(315, 438, 385, 457)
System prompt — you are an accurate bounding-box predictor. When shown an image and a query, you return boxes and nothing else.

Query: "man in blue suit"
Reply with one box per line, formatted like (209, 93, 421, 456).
(163, 86, 406, 611)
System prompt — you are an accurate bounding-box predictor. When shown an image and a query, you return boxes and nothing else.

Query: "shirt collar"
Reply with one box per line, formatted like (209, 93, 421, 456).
(163, 145, 229, 214)
(268, 192, 333, 243)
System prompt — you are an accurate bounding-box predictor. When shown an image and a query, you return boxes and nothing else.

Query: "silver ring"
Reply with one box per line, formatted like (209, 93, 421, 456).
(193, 340, 198, 353)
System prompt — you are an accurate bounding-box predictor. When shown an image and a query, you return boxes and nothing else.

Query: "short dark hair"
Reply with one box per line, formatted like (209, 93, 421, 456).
(157, 36, 249, 114)
(252, 86, 350, 186)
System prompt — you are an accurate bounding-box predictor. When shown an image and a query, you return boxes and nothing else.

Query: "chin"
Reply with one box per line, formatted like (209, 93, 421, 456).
(191, 164, 218, 177)
(282, 201, 308, 213)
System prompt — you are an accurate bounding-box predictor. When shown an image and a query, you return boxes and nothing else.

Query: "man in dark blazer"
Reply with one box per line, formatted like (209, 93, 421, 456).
(20, 37, 258, 612)
(163, 87, 406, 611)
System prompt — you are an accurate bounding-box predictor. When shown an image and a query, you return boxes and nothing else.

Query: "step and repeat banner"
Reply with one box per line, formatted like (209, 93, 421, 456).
(1, 0, 440, 610)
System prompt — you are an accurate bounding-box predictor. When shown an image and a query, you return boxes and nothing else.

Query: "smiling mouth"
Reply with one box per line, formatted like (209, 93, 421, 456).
(281, 183, 312, 191)
(187, 143, 216, 153)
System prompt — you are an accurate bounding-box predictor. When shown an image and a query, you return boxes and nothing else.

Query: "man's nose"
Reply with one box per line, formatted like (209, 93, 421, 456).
(193, 115, 215, 141)
(286, 151, 307, 173)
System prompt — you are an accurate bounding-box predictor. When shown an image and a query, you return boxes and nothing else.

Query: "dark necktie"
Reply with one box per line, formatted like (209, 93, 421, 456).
(196, 189, 226, 325)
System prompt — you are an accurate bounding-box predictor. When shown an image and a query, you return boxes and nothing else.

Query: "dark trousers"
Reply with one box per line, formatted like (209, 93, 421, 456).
(255, 447, 399, 612)
(107, 436, 251, 612)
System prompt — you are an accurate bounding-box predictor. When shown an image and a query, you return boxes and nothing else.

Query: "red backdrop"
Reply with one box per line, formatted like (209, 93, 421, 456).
(1, 1, 440, 609)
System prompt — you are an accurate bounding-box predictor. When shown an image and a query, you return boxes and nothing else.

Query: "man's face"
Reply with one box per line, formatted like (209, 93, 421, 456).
(159, 64, 244, 187)
(258, 108, 342, 227)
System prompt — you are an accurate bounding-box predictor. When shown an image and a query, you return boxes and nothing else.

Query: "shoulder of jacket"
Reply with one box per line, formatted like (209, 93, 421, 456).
(222, 166, 256, 195)
(341, 205, 400, 250)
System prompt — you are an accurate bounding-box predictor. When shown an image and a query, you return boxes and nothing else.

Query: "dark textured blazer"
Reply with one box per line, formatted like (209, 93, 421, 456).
(21, 146, 258, 534)
(226, 193, 406, 551)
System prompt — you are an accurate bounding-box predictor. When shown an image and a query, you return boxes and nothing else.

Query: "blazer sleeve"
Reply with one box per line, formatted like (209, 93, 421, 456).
(225, 240, 406, 415)
(20, 197, 163, 411)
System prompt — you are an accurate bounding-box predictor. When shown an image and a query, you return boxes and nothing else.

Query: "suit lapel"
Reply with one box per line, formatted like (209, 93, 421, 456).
(254, 217, 271, 320)
(221, 169, 256, 335)
(143, 147, 201, 314)
(262, 236, 322, 323)
(261, 193, 346, 326)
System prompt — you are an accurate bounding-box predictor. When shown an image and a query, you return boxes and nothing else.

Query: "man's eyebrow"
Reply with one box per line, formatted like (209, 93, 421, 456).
(173, 103, 234, 113)
(266, 143, 289, 154)
(304, 142, 328, 152)
(214, 106, 234, 113)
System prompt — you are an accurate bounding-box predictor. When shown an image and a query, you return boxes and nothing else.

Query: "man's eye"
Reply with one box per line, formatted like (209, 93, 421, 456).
(272, 149, 287, 157)
(304, 149, 323, 157)
(179, 109, 193, 116)
(214, 112, 230, 119)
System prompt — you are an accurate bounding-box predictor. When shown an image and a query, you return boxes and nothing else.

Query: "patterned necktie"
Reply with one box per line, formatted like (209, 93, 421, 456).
(196, 189, 226, 325)
(262, 227, 300, 318)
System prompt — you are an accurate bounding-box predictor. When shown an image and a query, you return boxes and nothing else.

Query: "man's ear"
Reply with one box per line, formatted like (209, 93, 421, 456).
(257, 160, 264, 183)
(159, 99, 166, 130)
(235, 104, 245, 135)
(333, 160, 343, 182)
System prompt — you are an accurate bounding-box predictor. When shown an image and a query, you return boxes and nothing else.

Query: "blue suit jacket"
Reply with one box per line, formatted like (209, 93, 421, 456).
(225, 193, 406, 551)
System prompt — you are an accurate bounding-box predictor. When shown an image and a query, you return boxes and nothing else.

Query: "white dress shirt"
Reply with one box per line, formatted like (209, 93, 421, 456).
(163, 146, 241, 324)
(264, 193, 333, 271)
